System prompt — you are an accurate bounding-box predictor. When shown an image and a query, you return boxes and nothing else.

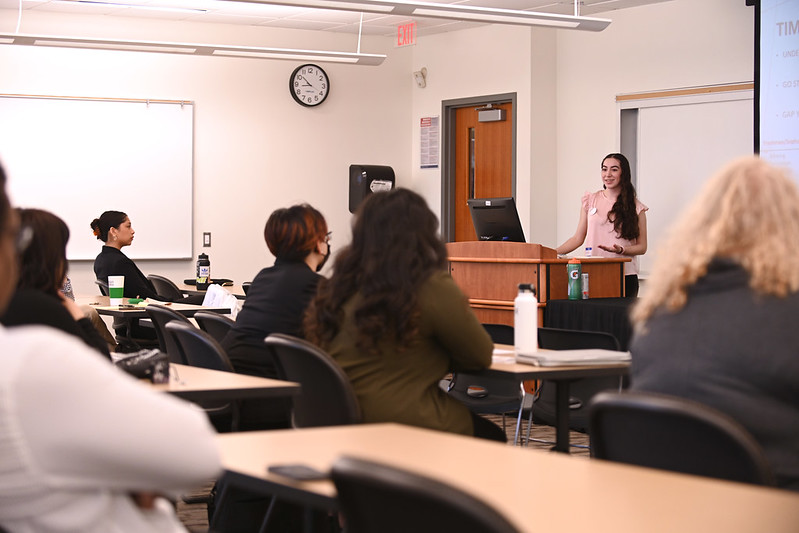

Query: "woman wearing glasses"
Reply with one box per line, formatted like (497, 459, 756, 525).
(213, 204, 332, 533)
(221, 203, 331, 430)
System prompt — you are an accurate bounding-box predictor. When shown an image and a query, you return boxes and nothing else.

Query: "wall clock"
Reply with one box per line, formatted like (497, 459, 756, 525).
(289, 64, 330, 107)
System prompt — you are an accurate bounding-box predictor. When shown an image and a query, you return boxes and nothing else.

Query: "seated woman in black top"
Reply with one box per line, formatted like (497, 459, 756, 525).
(91, 210, 204, 340)
(90, 210, 203, 303)
(1, 208, 111, 358)
(221, 204, 330, 430)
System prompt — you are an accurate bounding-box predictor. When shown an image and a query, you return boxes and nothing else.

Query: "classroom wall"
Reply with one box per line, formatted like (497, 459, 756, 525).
(407, 24, 559, 247)
(0, 0, 755, 296)
(553, 0, 754, 254)
(0, 10, 413, 295)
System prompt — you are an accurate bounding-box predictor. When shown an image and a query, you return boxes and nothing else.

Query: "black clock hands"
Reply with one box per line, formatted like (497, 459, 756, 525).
(300, 75, 314, 89)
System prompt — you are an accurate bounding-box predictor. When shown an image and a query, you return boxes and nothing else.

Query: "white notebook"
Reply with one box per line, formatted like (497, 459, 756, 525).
(515, 349, 631, 367)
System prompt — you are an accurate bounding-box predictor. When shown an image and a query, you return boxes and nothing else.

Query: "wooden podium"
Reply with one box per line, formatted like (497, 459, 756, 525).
(446, 241, 629, 327)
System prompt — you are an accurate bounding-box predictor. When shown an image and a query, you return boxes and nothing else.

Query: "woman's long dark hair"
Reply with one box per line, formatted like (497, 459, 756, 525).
(604, 153, 640, 241)
(16, 208, 70, 297)
(305, 188, 448, 354)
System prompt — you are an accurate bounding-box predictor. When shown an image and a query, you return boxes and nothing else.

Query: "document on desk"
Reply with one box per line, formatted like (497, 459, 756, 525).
(515, 349, 631, 367)
(492, 347, 516, 364)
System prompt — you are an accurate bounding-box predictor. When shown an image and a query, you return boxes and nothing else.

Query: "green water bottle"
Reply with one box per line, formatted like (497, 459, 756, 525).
(567, 258, 582, 300)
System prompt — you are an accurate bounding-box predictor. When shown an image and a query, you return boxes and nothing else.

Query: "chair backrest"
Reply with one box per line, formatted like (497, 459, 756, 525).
(482, 323, 514, 345)
(448, 323, 520, 411)
(165, 321, 235, 373)
(147, 274, 185, 301)
(264, 333, 360, 428)
(538, 327, 620, 351)
(194, 311, 236, 343)
(95, 279, 109, 296)
(144, 304, 192, 363)
(164, 321, 239, 432)
(332, 456, 521, 533)
(589, 391, 776, 486)
(241, 281, 252, 295)
(533, 327, 622, 431)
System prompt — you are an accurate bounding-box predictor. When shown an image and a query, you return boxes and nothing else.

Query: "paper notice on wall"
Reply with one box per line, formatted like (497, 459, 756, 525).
(420, 116, 439, 169)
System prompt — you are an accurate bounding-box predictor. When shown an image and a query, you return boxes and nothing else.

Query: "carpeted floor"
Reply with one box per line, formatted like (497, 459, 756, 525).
(176, 416, 591, 530)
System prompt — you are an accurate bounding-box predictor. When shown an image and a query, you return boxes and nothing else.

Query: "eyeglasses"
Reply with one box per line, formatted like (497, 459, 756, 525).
(15, 224, 33, 255)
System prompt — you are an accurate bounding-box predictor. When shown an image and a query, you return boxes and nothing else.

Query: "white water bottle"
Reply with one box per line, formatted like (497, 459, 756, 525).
(514, 283, 538, 355)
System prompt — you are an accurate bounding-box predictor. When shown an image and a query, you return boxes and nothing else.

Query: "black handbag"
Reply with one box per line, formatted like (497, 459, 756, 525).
(114, 348, 169, 383)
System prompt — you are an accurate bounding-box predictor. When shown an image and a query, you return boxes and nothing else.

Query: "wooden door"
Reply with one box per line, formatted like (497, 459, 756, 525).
(453, 102, 513, 242)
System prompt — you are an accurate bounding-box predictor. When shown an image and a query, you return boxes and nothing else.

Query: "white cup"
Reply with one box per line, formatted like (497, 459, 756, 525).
(108, 275, 125, 306)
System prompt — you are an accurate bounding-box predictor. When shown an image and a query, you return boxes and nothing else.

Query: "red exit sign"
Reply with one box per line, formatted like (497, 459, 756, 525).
(397, 21, 416, 47)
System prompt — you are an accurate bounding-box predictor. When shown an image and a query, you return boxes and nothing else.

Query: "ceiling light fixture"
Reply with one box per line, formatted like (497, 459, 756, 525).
(0, 32, 387, 65)
(228, 0, 611, 31)
(45, 0, 210, 14)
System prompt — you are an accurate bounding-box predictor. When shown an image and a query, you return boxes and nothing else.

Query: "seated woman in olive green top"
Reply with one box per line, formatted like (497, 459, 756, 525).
(305, 188, 504, 441)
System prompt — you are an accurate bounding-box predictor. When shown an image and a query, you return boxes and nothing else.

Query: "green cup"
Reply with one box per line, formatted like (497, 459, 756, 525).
(108, 275, 125, 306)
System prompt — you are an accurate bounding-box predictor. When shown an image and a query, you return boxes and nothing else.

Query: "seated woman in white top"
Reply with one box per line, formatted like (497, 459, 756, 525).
(0, 163, 221, 532)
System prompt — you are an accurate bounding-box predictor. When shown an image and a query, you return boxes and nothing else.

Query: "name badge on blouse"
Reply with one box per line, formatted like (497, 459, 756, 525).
(589, 207, 597, 215)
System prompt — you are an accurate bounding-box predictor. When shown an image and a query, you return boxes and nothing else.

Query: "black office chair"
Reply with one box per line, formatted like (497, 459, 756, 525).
(145, 304, 192, 364)
(165, 321, 239, 432)
(166, 321, 236, 373)
(194, 310, 236, 344)
(332, 456, 521, 533)
(95, 279, 109, 295)
(96, 278, 159, 352)
(531, 327, 623, 434)
(147, 274, 185, 301)
(589, 391, 776, 486)
(211, 334, 360, 532)
(482, 323, 514, 345)
(241, 281, 251, 295)
(265, 333, 361, 428)
(444, 323, 521, 440)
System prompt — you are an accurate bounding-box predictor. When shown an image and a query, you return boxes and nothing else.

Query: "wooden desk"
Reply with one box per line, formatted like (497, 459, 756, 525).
(216, 423, 799, 533)
(79, 296, 231, 318)
(152, 363, 299, 402)
(485, 345, 629, 452)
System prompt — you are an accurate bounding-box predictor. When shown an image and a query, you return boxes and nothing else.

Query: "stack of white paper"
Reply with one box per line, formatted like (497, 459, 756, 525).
(515, 349, 631, 367)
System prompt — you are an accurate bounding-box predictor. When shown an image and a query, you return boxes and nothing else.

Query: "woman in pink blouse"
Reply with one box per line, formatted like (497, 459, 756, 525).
(556, 153, 648, 297)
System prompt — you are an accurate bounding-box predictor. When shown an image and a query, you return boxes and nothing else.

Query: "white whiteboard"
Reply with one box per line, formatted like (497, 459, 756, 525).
(633, 93, 753, 277)
(0, 95, 193, 260)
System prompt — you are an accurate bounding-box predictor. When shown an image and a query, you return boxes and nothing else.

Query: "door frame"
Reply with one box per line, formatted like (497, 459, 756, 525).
(440, 92, 517, 242)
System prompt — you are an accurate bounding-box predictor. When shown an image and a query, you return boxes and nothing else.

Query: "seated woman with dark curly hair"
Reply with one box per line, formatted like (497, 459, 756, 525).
(1, 208, 111, 358)
(305, 188, 505, 442)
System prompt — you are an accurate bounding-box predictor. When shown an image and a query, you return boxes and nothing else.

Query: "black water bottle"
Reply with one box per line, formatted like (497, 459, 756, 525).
(196, 253, 211, 290)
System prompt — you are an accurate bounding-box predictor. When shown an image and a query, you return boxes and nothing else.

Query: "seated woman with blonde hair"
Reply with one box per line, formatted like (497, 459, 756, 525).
(630, 156, 799, 492)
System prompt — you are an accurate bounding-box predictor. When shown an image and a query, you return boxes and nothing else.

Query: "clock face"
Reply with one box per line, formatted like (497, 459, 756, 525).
(290, 64, 330, 107)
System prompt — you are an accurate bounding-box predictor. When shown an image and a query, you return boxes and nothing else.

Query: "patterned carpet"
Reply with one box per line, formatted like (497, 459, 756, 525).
(176, 416, 590, 531)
